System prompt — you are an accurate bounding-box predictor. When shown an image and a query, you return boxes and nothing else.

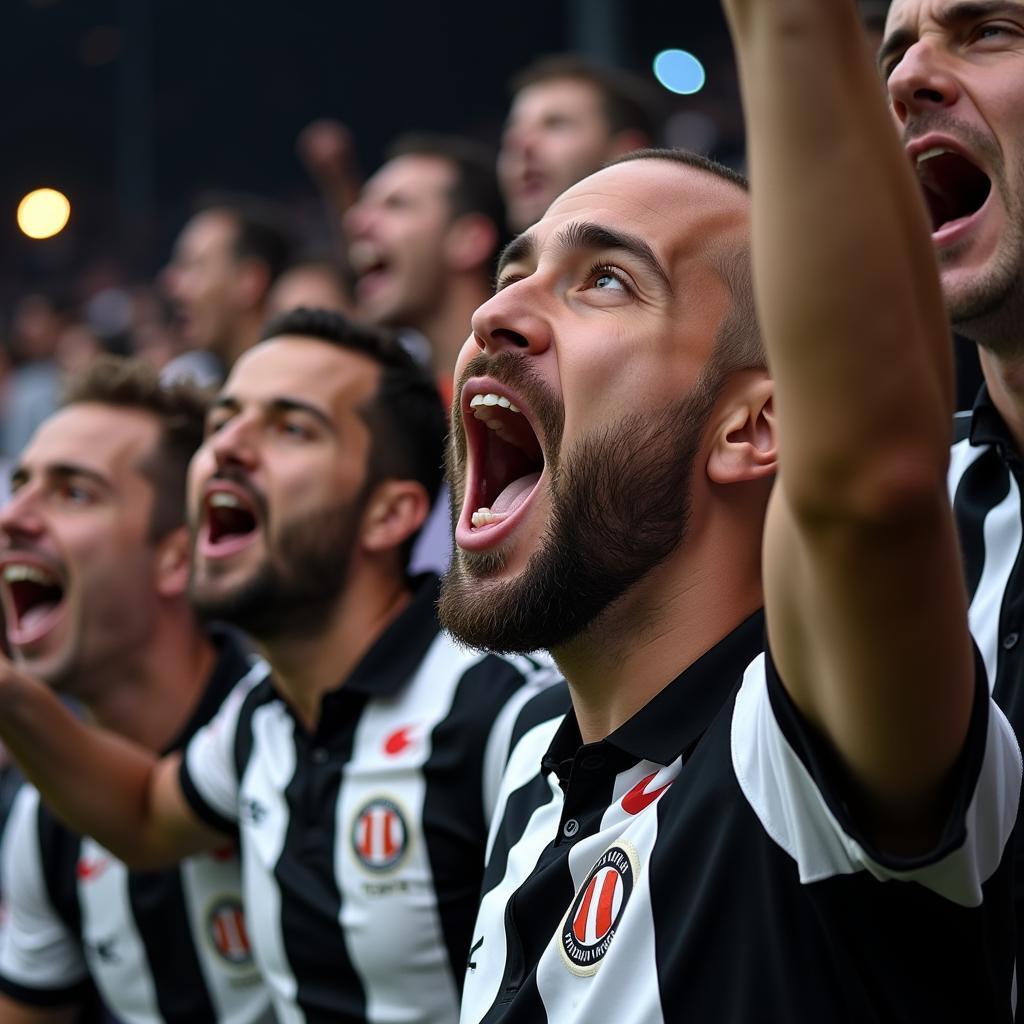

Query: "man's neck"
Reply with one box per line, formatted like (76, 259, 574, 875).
(81, 620, 217, 753)
(257, 570, 413, 733)
(979, 348, 1024, 454)
(552, 502, 765, 746)
(416, 277, 492, 384)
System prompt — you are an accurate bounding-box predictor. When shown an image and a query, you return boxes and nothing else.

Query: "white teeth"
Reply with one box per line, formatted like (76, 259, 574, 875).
(916, 146, 952, 166)
(471, 508, 502, 528)
(209, 493, 242, 509)
(470, 392, 522, 416)
(2, 565, 56, 586)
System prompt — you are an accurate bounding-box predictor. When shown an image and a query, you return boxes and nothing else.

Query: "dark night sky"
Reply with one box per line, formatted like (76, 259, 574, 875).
(0, 0, 736, 292)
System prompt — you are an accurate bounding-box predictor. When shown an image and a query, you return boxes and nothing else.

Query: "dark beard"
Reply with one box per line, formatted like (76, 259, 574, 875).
(439, 376, 719, 654)
(190, 498, 363, 642)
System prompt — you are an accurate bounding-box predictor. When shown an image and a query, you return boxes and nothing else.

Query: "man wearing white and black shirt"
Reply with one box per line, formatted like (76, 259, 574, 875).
(0, 359, 272, 1024)
(0, 310, 556, 1024)
(437, 1, 1021, 1020)
(881, 0, 1024, 988)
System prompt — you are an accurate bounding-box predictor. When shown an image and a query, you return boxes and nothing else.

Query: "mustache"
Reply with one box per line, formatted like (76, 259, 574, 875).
(901, 112, 1000, 173)
(453, 351, 565, 450)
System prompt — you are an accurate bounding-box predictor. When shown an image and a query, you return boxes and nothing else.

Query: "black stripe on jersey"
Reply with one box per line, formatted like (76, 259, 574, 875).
(953, 448, 1011, 599)
(36, 803, 83, 940)
(179, 679, 276, 837)
(127, 869, 218, 1022)
(479, 774, 558, 901)
(421, 657, 532, 985)
(0, 972, 93, 1008)
(763, 642, 991, 868)
(279, 696, 369, 1022)
(506, 684, 571, 756)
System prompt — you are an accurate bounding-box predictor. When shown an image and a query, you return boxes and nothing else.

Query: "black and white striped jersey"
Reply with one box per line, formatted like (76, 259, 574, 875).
(0, 628, 274, 1024)
(951, 386, 1024, 1003)
(462, 612, 1022, 1024)
(179, 574, 559, 1024)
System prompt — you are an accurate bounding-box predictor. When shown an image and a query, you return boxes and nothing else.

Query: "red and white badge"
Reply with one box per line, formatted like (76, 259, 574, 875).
(558, 841, 640, 976)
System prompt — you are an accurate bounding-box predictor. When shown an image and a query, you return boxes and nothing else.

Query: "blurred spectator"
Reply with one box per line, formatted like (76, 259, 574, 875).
(1, 294, 66, 460)
(296, 119, 362, 265)
(266, 256, 354, 319)
(499, 54, 660, 232)
(160, 196, 291, 385)
(345, 133, 504, 394)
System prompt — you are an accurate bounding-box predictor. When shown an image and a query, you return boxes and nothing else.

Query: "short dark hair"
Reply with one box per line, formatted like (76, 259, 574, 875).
(387, 133, 506, 243)
(510, 54, 662, 142)
(62, 356, 210, 541)
(258, 307, 446, 568)
(612, 148, 764, 381)
(193, 193, 293, 285)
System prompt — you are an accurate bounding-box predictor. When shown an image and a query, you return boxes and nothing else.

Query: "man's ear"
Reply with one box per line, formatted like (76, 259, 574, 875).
(154, 526, 192, 599)
(706, 377, 777, 485)
(443, 214, 499, 274)
(360, 480, 431, 555)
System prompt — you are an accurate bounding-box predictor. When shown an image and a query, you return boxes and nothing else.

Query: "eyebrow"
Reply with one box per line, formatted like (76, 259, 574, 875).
(879, 1, 1024, 71)
(210, 394, 336, 433)
(10, 463, 111, 492)
(496, 220, 673, 294)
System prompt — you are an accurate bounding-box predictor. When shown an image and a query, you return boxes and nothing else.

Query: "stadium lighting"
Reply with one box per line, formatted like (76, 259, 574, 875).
(653, 49, 707, 96)
(17, 188, 71, 239)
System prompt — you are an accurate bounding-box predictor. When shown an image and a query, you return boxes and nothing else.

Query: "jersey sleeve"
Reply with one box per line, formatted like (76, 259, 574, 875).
(179, 674, 256, 835)
(0, 787, 92, 1006)
(730, 644, 1022, 907)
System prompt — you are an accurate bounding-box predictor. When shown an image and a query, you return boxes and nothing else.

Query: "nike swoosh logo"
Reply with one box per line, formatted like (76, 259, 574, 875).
(621, 772, 672, 815)
(76, 858, 109, 881)
(384, 725, 417, 756)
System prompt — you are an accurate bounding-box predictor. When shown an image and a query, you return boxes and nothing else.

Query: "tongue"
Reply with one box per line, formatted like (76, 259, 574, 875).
(491, 472, 541, 516)
(20, 602, 59, 632)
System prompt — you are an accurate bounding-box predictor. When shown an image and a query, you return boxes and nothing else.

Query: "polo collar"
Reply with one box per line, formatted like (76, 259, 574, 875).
(968, 384, 1016, 454)
(543, 610, 765, 771)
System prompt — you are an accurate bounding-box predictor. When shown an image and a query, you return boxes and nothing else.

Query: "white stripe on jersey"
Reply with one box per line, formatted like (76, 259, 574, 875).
(185, 658, 271, 824)
(0, 787, 87, 990)
(731, 654, 1022, 906)
(462, 718, 563, 1024)
(335, 635, 479, 1024)
(78, 838, 161, 1024)
(480, 661, 562, 825)
(179, 852, 269, 1024)
(950, 439, 1022, 692)
(534, 794, 666, 1024)
(240, 701, 301, 1024)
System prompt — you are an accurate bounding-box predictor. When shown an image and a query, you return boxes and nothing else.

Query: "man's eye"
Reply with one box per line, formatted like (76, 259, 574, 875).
(973, 21, 1019, 41)
(62, 483, 93, 505)
(279, 419, 313, 439)
(587, 265, 629, 293)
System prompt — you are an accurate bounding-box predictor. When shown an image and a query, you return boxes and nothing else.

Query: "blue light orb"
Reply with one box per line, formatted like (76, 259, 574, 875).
(653, 49, 706, 96)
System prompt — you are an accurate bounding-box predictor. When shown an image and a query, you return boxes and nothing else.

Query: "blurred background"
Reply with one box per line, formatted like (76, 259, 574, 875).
(1, 0, 747, 299)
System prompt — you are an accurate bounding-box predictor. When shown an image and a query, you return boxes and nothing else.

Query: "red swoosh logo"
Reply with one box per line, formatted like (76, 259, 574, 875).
(384, 726, 417, 756)
(621, 772, 672, 815)
(76, 857, 109, 881)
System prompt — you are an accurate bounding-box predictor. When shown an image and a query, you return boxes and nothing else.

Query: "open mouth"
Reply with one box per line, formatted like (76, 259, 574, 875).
(0, 562, 66, 647)
(349, 241, 392, 296)
(915, 147, 992, 235)
(200, 487, 261, 558)
(463, 389, 545, 536)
